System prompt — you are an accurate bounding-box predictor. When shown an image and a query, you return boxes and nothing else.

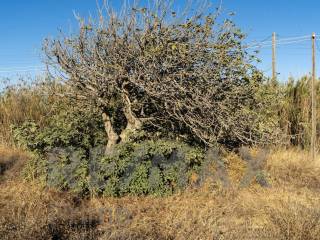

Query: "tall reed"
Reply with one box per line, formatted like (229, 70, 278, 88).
(0, 76, 61, 145)
(278, 76, 320, 148)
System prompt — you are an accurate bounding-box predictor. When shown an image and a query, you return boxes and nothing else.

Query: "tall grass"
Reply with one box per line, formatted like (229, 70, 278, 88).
(0, 76, 61, 145)
(278, 76, 320, 148)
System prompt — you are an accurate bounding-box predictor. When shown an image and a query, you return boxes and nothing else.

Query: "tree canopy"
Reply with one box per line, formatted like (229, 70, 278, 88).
(44, 0, 277, 150)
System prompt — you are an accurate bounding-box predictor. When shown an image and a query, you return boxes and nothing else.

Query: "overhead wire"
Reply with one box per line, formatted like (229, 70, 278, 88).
(0, 34, 316, 75)
(0, 65, 43, 70)
(276, 35, 310, 42)
(0, 69, 45, 74)
(245, 35, 310, 50)
(261, 66, 272, 73)
(0, 65, 45, 74)
(245, 35, 309, 47)
(244, 34, 314, 77)
(315, 37, 320, 55)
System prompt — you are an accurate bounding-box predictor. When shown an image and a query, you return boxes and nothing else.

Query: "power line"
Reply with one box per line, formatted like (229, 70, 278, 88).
(261, 66, 272, 73)
(0, 65, 44, 71)
(277, 38, 310, 45)
(245, 34, 310, 49)
(277, 35, 310, 42)
(0, 70, 45, 74)
(245, 37, 310, 50)
(0, 67, 45, 74)
(315, 39, 320, 55)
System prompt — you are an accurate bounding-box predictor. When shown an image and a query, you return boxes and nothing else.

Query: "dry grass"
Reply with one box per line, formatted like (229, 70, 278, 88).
(0, 79, 61, 145)
(267, 148, 320, 190)
(0, 145, 29, 181)
(0, 181, 103, 240)
(0, 146, 320, 240)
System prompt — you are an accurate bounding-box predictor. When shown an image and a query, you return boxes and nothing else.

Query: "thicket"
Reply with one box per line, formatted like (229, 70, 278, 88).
(15, 118, 207, 196)
(4, 75, 318, 196)
(8, 80, 207, 196)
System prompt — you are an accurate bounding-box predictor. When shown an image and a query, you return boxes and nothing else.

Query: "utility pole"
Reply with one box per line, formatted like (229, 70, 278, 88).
(311, 32, 317, 161)
(272, 32, 277, 84)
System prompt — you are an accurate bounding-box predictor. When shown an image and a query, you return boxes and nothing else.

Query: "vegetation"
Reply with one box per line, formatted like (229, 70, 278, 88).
(279, 76, 320, 147)
(0, 77, 59, 144)
(1, 0, 320, 239)
(44, 0, 278, 150)
(1, 147, 319, 239)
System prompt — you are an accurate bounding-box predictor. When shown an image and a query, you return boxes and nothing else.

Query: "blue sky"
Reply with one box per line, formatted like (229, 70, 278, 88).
(0, 0, 319, 82)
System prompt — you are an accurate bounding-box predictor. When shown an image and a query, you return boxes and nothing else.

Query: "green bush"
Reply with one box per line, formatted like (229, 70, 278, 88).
(12, 105, 106, 153)
(16, 136, 206, 196)
(90, 140, 205, 197)
(12, 103, 105, 194)
(12, 97, 209, 196)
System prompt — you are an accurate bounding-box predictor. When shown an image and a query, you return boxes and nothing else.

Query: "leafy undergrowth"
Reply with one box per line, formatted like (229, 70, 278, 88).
(0, 146, 320, 240)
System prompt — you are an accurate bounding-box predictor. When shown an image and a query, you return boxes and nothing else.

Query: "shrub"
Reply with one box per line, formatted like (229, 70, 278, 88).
(90, 139, 205, 197)
(12, 106, 105, 154)
(11, 86, 210, 196)
(16, 137, 206, 196)
(12, 100, 106, 194)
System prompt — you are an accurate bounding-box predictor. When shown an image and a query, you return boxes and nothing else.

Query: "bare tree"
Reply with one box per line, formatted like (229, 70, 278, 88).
(44, 0, 276, 152)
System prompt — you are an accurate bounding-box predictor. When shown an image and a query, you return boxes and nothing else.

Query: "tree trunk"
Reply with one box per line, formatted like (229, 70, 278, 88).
(102, 91, 142, 153)
(102, 112, 119, 154)
(119, 92, 142, 142)
(119, 108, 142, 142)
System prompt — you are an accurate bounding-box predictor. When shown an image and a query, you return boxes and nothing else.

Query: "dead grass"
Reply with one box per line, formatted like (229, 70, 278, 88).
(267, 148, 320, 190)
(265, 199, 320, 240)
(0, 79, 61, 145)
(0, 145, 29, 181)
(0, 146, 320, 240)
(0, 181, 104, 240)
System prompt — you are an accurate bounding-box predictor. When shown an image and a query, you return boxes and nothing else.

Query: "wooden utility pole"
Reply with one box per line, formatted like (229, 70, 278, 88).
(272, 32, 277, 83)
(311, 32, 317, 161)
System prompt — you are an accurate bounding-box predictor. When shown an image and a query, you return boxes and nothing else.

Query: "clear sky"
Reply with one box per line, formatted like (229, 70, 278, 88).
(0, 0, 319, 82)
